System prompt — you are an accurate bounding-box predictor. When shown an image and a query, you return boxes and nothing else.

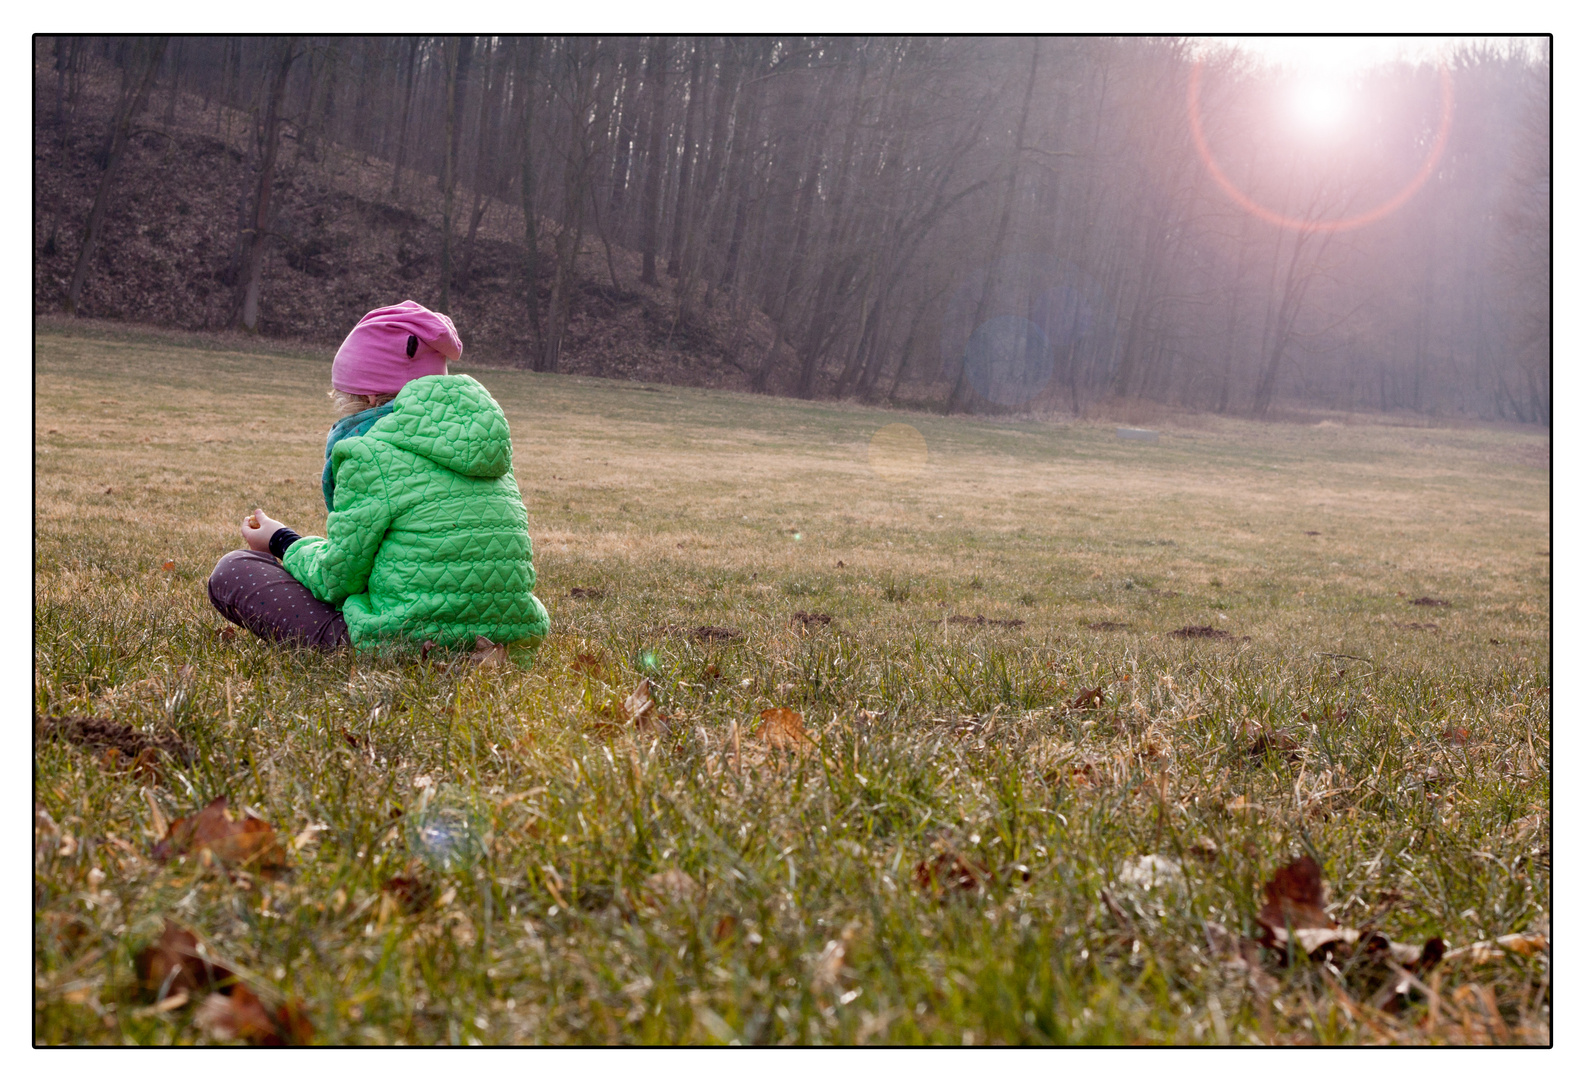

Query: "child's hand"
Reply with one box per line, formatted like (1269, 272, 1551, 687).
(241, 508, 285, 553)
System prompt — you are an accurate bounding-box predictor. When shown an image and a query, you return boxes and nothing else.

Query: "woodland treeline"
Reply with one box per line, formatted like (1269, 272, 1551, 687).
(39, 35, 1550, 422)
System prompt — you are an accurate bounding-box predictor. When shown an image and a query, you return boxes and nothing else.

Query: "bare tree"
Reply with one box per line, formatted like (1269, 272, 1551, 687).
(234, 37, 300, 332)
(63, 36, 168, 315)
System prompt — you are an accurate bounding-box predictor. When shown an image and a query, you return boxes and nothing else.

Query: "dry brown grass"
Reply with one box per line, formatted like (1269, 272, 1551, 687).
(35, 327, 1549, 1045)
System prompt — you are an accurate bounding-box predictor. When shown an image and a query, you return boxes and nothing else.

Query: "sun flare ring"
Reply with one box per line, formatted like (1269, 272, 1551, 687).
(1186, 62, 1455, 233)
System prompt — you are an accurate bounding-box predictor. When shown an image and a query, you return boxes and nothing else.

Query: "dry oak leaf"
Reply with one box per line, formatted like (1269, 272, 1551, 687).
(194, 982, 315, 1046)
(619, 678, 669, 734)
(161, 560, 176, 572)
(757, 708, 811, 751)
(1249, 728, 1301, 764)
(1256, 855, 1335, 946)
(1068, 686, 1105, 710)
(471, 636, 510, 668)
(135, 919, 235, 1001)
(1442, 931, 1549, 965)
(381, 875, 435, 915)
(152, 796, 287, 871)
(1254, 856, 1444, 973)
(571, 652, 603, 676)
(912, 850, 989, 896)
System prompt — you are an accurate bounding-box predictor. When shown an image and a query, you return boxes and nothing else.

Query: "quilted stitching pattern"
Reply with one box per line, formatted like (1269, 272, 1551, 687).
(284, 374, 549, 653)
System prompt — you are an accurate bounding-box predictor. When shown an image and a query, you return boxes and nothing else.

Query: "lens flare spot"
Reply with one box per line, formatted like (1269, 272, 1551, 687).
(868, 423, 928, 482)
(1287, 79, 1352, 134)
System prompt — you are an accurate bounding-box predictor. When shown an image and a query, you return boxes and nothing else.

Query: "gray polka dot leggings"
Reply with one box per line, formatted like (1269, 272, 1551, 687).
(208, 549, 350, 650)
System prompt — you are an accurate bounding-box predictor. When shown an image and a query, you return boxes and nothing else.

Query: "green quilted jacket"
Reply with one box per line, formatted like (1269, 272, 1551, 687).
(283, 374, 550, 655)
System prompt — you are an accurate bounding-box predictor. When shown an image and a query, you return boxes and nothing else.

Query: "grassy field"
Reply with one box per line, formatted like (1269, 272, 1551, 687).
(34, 325, 1550, 1045)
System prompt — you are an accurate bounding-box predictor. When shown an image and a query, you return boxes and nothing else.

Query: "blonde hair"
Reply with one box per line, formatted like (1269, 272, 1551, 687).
(329, 389, 397, 416)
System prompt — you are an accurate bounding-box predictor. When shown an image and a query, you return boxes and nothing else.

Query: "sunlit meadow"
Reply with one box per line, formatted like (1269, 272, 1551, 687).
(34, 324, 1549, 1044)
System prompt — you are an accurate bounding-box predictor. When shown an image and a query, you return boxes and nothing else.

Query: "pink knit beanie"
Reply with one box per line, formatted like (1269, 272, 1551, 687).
(330, 300, 463, 396)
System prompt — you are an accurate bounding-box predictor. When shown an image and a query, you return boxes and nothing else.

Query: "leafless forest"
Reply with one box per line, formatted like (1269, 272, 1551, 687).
(35, 36, 1549, 422)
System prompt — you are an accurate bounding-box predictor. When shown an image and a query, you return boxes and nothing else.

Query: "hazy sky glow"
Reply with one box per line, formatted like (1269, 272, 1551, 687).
(1197, 35, 1538, 73)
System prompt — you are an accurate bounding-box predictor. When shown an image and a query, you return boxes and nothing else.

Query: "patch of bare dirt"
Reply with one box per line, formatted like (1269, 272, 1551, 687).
(37, 713, 191, 763)
(946, 614, 1025, 628)
(1171, 625, 1233, 639)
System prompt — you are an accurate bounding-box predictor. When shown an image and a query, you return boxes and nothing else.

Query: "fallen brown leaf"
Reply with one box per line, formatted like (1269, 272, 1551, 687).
(471, 636, 510, 668)
(1254, 856, 1446, 993)
(571, 652, 603, 676)
(1441, 931, 1549, 964)
(757, 707, 811, 751)
(617, 679, 669, 734)
(912, 851, 988, 897)
(152, 796, 287, 872)
(135, 920, 235, 1000)
(162, 560, 175, 572)
(381, 874, 434, 915)
(1249, 728, 1301, 764)
(194, 982, 314, 1046)
(1068, 686, 1104, 710)
(1257, 855, 1335, 944)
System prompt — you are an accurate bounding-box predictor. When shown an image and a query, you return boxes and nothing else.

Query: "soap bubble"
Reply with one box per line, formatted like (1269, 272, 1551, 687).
(406, 786, 485, 872)
(962, 316, 1055, 408)
(940, 253, 1111, 409)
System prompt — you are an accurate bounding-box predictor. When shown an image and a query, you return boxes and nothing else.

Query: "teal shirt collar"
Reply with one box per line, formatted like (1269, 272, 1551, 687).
(322, 404, 395, 511)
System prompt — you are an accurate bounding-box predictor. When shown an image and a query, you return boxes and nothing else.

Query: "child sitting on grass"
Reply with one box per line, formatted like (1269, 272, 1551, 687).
(208, 300, 550, 660)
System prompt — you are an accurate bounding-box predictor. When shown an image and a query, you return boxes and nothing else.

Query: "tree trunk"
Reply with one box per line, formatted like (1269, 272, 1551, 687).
(236, 37, 300, 332)
(439, 35, 473, 312)
(64, 36, 168, 316)
(640, 37, 669, 286)
(605, 39, 640, 246)
(162, 36, 183, 129)
(947, 40, 1040, 413)
(542, 42, 599, 373)
(666, 40, 703, 279)
(390, 37, 420, 198)
(516, 36, 543, 364)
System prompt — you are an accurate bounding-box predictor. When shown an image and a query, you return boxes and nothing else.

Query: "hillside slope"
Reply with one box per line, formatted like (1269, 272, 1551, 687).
(33, 54, 780, 388)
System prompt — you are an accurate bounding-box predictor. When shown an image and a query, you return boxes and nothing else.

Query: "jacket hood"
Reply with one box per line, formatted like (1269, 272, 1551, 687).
(369, 374, 512, 478)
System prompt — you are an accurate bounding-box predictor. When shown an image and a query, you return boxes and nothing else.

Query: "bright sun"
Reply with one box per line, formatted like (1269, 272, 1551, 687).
(1286, 78, 1352, 134)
